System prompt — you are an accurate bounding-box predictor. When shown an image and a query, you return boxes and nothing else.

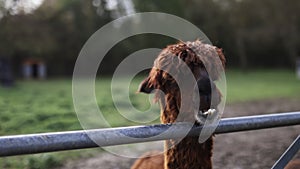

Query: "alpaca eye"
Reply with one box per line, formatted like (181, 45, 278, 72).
(199, 62, 205, 68)
(179, 50, 188, 61)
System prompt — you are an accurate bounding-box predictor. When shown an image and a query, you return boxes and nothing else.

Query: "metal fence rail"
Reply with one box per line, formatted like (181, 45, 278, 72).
(0, 111, 300, 157)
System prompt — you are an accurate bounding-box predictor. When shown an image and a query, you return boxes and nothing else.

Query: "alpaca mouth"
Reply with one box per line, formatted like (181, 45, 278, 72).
(195, 109, 217, 125)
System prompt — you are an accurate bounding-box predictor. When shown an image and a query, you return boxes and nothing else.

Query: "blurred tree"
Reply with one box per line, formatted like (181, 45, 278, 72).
(216, 0, 300, 69)
(134, 0, 184, 16)
(269, 0, 300, 67)
(0, 0, 112, 75)
(0, 0, 299, 76)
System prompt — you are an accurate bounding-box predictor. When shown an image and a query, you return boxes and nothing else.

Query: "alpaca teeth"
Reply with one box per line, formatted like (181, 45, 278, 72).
(203, 109, 216, 116)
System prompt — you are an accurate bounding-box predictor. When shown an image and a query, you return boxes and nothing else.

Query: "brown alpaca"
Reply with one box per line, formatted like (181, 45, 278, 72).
(285, 159, 300, 169)
(131, 40, 225, 169)
(131, 151, 164, 169)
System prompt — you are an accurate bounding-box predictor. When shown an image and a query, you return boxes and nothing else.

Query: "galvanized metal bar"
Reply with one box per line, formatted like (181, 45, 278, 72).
(271, 135, 300, 169)
(0, 111, 300, 157)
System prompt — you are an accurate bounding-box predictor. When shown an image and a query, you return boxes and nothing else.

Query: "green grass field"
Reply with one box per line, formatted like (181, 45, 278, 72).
(0, 69, 299, 169)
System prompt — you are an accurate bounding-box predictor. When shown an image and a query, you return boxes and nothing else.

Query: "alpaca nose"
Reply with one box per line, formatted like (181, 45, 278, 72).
(197, 77, 212, 96)
(196, 77, 213, 111)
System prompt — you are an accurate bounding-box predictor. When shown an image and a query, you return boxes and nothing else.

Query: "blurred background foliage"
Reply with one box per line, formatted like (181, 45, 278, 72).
(0, 0, 299, 76)
(0, 1, 300, 168)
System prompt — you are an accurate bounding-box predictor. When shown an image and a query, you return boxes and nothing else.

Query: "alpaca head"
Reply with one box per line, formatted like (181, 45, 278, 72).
(138, 40, 225, 123)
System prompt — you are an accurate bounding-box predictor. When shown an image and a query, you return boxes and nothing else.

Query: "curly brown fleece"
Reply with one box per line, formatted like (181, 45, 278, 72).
(131, 40, 226, 169)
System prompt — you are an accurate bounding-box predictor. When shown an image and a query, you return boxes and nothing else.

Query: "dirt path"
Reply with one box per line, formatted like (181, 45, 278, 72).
(57, 98, 300, 169)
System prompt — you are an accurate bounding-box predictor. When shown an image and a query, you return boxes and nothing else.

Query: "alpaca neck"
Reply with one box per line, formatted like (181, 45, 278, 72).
(164, 137, 213, 169)
(160, 95, 213, 169)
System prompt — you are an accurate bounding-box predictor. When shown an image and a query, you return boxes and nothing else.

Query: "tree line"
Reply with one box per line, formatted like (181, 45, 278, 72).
(0, 0, 299, 76)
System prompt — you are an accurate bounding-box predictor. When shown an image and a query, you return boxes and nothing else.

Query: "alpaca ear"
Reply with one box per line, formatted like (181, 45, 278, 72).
(137, 77, 154, 94)
(216, 48, 226, 68)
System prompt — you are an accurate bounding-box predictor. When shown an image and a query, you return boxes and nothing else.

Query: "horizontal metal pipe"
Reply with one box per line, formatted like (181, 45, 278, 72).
(0, 111, 300, 157)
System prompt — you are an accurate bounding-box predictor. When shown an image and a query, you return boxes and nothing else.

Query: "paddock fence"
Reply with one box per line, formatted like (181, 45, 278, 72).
(0, 111, 300, 169)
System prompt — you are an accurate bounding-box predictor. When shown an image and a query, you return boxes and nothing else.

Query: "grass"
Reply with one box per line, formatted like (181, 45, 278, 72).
(0, 69, 299, 168)
(226, 69, 300, 102)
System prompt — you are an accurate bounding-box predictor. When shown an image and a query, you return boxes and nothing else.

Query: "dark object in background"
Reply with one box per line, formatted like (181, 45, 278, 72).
(296, 58, 300, 80)
(22, 59, 47, 79)
(0, 58, 14, 87)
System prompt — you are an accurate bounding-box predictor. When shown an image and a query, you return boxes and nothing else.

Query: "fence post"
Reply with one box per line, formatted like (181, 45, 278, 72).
(271, 135, 300, 169)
